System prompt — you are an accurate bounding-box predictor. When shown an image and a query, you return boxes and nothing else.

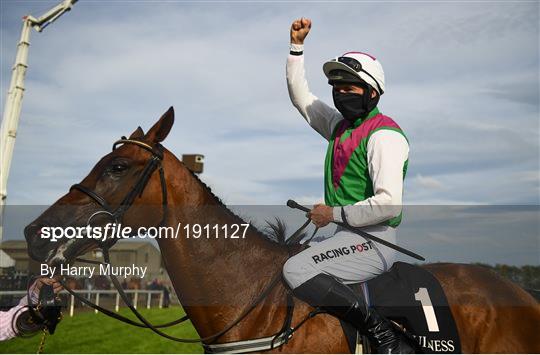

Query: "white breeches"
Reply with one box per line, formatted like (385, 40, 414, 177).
(283, 224, 398, 289)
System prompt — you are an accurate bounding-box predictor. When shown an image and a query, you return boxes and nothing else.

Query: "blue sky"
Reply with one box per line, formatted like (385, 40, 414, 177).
(1, 1, 538, 265)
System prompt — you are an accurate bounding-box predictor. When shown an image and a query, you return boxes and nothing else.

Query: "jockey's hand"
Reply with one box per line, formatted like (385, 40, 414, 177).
(28, 277, 62, 303)
(290, 17, 311, 45)
(308, 204, 333, 228)
(35, 277, 63, 295)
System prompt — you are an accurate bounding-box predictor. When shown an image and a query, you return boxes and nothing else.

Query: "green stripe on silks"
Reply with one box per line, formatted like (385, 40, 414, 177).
(324, 107, 408, 228)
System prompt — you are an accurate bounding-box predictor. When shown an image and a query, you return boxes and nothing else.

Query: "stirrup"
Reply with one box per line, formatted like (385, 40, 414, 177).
(364, 308, 419, 354)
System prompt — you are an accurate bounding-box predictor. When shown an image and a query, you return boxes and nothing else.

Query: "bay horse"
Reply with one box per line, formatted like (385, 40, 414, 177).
(24, 108, 540, 353)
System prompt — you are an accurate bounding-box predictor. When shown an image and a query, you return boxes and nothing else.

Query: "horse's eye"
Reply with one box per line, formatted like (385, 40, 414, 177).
(111, 164, 128, 172)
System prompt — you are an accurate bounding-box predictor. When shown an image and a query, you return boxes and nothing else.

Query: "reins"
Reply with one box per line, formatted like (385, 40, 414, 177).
(58, 274, 189, 329)
(59, 252, 286, 344)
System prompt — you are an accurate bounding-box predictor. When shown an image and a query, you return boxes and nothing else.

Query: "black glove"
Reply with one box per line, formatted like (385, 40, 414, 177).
(39, 284, 63, 334)
(16, 284, 63, 336)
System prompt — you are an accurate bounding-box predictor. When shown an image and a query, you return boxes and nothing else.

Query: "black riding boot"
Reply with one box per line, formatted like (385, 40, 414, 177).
(293, 273, 419, 354)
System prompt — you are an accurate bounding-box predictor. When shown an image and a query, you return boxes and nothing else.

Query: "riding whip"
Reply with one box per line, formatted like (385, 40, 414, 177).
(287, 199, 425, 261)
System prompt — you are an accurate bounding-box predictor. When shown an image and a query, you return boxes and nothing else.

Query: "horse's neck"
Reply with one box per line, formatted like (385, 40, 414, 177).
(156, 161, 288, 336)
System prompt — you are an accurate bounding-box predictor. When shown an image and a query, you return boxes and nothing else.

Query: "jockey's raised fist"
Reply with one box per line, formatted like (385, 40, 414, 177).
(290, 17, 311, 45)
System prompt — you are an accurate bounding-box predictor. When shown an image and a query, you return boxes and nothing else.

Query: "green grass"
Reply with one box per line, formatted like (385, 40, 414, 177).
(1, 306, 203, 354)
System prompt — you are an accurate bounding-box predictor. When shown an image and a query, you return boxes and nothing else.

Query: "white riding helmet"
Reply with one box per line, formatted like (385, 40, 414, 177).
(323, 52, 385, 95)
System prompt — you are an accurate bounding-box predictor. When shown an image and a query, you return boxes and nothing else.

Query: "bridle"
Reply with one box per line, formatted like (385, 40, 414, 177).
(58, 137, 316, 349)
(70, 138, 168, 244)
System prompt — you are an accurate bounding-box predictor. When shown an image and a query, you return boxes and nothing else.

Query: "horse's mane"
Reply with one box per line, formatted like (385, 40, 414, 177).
(182, 163, 291, 245)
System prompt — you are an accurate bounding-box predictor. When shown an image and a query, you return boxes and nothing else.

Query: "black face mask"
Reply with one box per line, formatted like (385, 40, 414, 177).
(332, 85, 379, 122)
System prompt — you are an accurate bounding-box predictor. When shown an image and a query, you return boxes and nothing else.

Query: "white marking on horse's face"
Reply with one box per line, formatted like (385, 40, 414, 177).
(47, 241, 69, 266)
(47, 238, 84, 266)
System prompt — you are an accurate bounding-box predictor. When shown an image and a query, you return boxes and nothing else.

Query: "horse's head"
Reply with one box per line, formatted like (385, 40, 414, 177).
(25, 107, 175, 266)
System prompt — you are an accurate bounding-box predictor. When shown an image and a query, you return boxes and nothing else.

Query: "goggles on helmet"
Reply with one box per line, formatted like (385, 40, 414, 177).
(330, 56, 383, 95)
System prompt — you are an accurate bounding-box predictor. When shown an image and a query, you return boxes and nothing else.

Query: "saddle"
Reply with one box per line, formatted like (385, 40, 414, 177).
(340, 262, 462, 354)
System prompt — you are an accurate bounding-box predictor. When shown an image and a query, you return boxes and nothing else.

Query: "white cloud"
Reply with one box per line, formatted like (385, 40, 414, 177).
(414, 174, 444, 190)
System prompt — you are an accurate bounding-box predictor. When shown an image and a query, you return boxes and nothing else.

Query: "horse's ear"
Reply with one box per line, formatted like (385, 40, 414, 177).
(146, 107, 174, 143)
(128, 126, 144, 139)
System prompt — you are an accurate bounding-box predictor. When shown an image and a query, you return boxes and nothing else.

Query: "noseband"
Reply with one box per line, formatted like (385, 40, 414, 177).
(70, 138, 168, 244)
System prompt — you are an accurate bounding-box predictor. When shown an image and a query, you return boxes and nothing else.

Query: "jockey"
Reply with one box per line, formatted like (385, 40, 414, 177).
(283, 18, 417, 353)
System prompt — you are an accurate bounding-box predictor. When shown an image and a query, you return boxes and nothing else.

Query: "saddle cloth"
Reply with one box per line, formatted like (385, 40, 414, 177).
(340, 262, 461, 353)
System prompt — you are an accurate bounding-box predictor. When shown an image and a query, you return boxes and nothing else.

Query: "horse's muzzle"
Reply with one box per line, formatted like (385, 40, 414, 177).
(24, 223, 55, 262)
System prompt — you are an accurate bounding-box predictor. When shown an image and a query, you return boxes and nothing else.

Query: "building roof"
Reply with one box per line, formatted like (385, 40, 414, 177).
(0, 240, 28, 249)
(0, 249, 15, 268)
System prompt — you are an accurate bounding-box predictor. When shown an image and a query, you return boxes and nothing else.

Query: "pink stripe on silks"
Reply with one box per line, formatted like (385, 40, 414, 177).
(332, 120, 352, 188)
(332, 114, 401, 189)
